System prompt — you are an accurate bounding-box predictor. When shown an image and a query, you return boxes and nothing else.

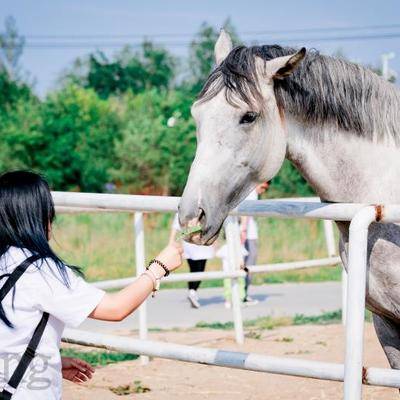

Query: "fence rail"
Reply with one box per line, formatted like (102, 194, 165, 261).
(53, 191, 367, 219)
(63, 328, 400, 389)
(92, 257, 340, 287)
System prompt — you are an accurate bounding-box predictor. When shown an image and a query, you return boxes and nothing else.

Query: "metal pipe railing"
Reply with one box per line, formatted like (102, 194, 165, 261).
(53, 191, 367, 220)
(343, 206, 377, 399)
(134, 212, 149, 365)
(224, 216, 244, 344)
(62, 328, 400, 389)
(92, 257, 340, 289)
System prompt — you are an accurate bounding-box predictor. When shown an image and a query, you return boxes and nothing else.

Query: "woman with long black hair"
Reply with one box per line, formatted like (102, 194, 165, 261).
(0, 171, 183, 399)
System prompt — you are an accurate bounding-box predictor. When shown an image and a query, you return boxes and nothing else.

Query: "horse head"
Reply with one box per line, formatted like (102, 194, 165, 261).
(179, 30, 305, 244)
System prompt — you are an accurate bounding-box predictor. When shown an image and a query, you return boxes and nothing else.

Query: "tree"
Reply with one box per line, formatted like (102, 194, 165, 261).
(0, 65, 40, 174)
(0, 69, 31, 109)
(111, 89, 196, 195)
(37, 85, 120, 191)
(61, 42, 177, 99)
(58, 56, 88, 88)
(0, 16, 25, 80)
(0, 92, 42, 172)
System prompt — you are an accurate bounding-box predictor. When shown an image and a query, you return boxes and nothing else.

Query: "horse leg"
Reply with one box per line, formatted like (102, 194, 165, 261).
(373, 313, 400, 369)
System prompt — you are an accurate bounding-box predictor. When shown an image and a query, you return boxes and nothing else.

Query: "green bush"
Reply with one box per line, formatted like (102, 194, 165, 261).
(0, 71, 42, 172)
(111, 89, 196, 195)
(36, 84, 120, 191)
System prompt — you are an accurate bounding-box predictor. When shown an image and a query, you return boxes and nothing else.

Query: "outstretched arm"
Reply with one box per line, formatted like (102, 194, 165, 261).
(169, 228, 178, 244)
(89, 243, 182, 322)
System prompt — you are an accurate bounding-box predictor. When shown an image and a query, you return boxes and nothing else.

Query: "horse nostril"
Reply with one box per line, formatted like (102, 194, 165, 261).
(198, 208, 206, 225)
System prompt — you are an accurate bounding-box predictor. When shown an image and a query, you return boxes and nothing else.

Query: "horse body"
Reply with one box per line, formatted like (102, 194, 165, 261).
(179, 30, 400, 369)
(286, 116, 400, 354)
(287, 117, 400, 204)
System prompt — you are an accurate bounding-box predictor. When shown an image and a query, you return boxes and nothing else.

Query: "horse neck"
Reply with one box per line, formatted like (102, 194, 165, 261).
(285, 116, 400, 203)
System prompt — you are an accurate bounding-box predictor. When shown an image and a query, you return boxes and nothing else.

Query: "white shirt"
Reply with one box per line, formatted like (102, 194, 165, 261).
(0, 246, 105, 400)
(173, 215, 215, 260)
(242, 190, 259, 240)
(216, 244, 248, 272)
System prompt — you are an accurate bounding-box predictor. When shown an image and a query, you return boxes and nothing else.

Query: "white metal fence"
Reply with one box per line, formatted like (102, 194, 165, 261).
(58, 196, 342, 348)
(54, 191, 400, 399)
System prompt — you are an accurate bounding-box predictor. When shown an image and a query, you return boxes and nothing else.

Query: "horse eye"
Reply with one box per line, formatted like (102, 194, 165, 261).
(239, 112, 258, 125)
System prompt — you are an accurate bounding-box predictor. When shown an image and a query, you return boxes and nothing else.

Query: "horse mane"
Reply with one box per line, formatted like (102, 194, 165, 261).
(199, 45, 400, 143)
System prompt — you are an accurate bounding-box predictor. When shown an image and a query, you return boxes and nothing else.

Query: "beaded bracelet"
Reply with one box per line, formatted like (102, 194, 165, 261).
(141, 270, 155, 288)
(148, 259, 170, 277)
(142, 270, 160, 297)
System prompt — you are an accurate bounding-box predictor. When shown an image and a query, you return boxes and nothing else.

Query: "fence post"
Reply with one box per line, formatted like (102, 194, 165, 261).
(341, 269, 348, 325)
(225, 216, 245, 345)
(134, 212, 149, 365)
(323, 219, 347, 324)
(343, 207, 375, 400)
(323, 220, 336, 257)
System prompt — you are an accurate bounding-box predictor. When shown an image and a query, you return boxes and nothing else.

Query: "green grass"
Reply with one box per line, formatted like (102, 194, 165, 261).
(196, 310, 374, 332)
(257, 266, 342, 284)
(293, 310, 342, 325)
(51, 212, 341, 285)
(109, 381, 151, 395)
(196, 310, 342, 331)
(60, 348, 138, 367)
(196, 321, 234, 330)
(275, 337, 294, 343)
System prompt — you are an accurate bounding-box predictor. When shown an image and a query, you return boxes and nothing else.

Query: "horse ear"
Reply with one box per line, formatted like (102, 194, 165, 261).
(215, 29, 233, 65)
(258, 48, 306, 79)
(273, 48, 306, 79)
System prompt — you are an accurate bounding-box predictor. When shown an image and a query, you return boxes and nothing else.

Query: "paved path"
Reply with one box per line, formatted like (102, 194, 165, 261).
(81, 281, 343, 333)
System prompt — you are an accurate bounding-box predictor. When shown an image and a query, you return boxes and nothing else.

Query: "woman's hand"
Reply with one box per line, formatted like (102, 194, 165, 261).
(152, 242, 183, 275)
(61, 357, 94, 384)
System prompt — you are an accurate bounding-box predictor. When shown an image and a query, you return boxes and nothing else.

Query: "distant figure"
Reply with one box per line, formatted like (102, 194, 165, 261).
(240, 181, 270, 305)
(170, 214, 215, 308)
(216, 243, 246, 309)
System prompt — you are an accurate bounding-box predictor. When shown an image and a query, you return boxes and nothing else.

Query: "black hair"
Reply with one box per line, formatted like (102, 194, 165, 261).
(0, 170, 81, 327)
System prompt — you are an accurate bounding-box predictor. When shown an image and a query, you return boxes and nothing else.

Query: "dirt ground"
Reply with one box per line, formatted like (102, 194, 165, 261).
(63, 323, 399, 400)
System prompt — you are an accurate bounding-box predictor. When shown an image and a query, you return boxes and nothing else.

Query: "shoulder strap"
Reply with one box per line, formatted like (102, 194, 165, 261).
(0, 255, 49, 399)
(0, 254, 42, 302)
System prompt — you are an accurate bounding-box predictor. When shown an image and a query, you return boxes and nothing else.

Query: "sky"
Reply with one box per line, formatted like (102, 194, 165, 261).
(1, 0, 400, 96)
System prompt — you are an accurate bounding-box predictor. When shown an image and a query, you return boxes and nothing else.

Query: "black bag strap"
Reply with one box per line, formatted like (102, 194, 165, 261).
(0, 255, 49, 399)
(0, 255, 42, 302)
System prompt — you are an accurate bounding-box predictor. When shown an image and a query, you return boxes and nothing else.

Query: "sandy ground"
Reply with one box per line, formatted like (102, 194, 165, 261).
(63, 323, 399, 400)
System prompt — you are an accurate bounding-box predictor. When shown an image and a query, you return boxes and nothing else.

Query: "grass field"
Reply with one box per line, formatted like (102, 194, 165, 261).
(51, 212, 341, 286)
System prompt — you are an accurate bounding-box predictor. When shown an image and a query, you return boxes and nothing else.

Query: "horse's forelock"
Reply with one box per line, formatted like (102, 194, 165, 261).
(198, 45, 297, 108)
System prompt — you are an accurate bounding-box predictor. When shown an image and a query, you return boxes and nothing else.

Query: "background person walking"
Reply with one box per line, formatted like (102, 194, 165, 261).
(216, 243, 246, 309)
(170, 214, 215, 308)
(240, 181, 270, 305)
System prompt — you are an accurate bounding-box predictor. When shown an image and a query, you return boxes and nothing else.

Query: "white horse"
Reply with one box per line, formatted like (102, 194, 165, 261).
(179, 30, 400, 371)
